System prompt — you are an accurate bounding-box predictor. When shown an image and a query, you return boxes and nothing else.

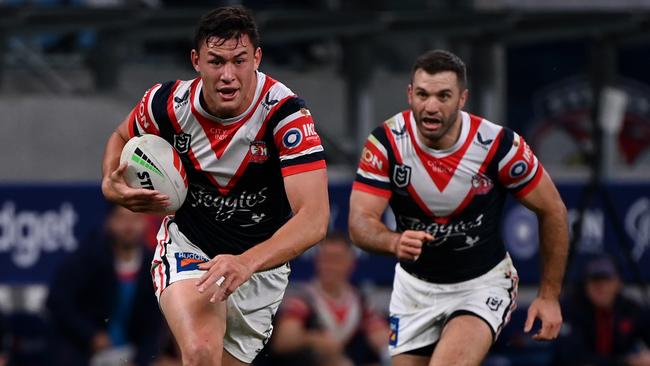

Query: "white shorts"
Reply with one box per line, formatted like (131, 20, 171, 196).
(388, 255, 518, 356)
(151, 217, 291, 363)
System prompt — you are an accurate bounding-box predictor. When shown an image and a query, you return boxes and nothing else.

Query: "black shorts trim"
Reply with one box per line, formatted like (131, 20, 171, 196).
(445, 310, 496, 343)
(403, 341, 437, 357)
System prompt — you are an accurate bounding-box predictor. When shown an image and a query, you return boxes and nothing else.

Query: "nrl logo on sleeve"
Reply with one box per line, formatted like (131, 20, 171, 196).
(173, 133, 192, 154)
(393, 164, 411, 188)
(249, 140, 268, 163)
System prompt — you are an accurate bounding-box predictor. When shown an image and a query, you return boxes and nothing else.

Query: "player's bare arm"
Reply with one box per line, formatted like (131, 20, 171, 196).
(349, 190, 432, 261)
(101, 112, 170, 212)
(518, 171, 568, 341)
(196, 168, 329, 302)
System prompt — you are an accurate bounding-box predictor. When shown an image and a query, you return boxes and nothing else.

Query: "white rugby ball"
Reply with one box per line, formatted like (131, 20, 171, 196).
(120, 134, 188, 213)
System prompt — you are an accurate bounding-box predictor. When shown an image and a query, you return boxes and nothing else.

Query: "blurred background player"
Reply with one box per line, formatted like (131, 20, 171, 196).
(553, 255, 650, 366)
(100, 5, 329, 366)
(46, 204, 163, 366)
(270, 232, 389, 366)
(348, 49, 569, 366)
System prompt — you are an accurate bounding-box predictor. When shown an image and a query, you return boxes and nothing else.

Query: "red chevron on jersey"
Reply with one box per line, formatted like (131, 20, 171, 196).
(383, 117, 434, 218)
(165, 73, 293, 195)
(446, 128, 503, 219)
(189, 77, 269, 160)
(404, 111, 481, 192)
(384, 111, 505, 221)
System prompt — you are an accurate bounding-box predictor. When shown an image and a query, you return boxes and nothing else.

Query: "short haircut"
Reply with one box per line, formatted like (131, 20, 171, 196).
(411, 49, 467, 89)
(194, 6, 260, 52)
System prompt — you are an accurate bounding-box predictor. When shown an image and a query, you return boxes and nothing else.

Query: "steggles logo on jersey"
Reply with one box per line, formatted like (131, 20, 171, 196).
(249, 140, 268, 163)
(393, 164, 411, 188)
(173, 133, 192, 154)
(188, 185, 269, 222)
(398, 214, 484, 251)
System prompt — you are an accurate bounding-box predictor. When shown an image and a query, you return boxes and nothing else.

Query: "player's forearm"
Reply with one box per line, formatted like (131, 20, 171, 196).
(349, 211, 399, 256)
(240, 197, 328, 272)
(537, 204, 569, 299)
(101, 132, 128, 200)
(102, 132, 126, 178)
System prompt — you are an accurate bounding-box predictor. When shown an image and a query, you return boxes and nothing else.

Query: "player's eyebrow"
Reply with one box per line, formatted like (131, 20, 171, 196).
(206, 50, 248, 59)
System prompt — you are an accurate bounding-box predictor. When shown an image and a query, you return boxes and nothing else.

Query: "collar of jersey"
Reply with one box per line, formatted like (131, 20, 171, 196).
(194, 71, 265, 125)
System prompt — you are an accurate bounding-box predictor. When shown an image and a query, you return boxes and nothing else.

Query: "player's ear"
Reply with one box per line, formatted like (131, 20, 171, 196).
(191, 49, 200, 73)
(254, 47, 262, 71)
(459, 88, 468, 110)
(407, 84, 413, 105)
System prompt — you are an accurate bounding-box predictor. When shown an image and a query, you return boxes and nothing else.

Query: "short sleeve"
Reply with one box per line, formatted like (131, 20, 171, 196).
(496, 131, 544, 198)
(271, 97, 326, 177)
(352, 127, 392, 199)
(129, 83, 171, 138)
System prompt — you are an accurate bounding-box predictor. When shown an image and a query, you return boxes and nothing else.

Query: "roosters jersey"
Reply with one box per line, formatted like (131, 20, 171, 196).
(128, 71, 326, 257)
(353, 110, 542, 283)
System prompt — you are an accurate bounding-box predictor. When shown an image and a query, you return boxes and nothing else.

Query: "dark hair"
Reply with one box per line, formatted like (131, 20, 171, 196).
(194, 6, 260, 52)
(411, 49, 467, 89)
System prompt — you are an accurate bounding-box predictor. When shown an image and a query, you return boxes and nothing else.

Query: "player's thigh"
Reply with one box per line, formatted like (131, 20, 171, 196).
(222, 350, 248, 366)
(392, 353, 431, 366)
(160, 278, 227, 353)
(429, 314, 492, 366)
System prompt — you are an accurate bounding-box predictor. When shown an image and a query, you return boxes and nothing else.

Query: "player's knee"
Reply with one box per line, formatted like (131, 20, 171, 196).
(181, 341, 221, 366)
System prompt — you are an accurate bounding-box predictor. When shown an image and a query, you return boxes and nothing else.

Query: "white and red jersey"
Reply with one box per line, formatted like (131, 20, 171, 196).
(353, 110, 542, 283)
(128, 71, 326, 257)
(280, 282, 386, 345)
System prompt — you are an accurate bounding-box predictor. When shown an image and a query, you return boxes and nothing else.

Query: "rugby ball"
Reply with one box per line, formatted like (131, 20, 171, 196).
(120, 134, 188, 213)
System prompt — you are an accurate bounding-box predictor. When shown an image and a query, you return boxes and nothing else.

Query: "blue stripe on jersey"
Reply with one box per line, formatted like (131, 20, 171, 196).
(281, 151, 325, 167)
(150, 81, 176, 140)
